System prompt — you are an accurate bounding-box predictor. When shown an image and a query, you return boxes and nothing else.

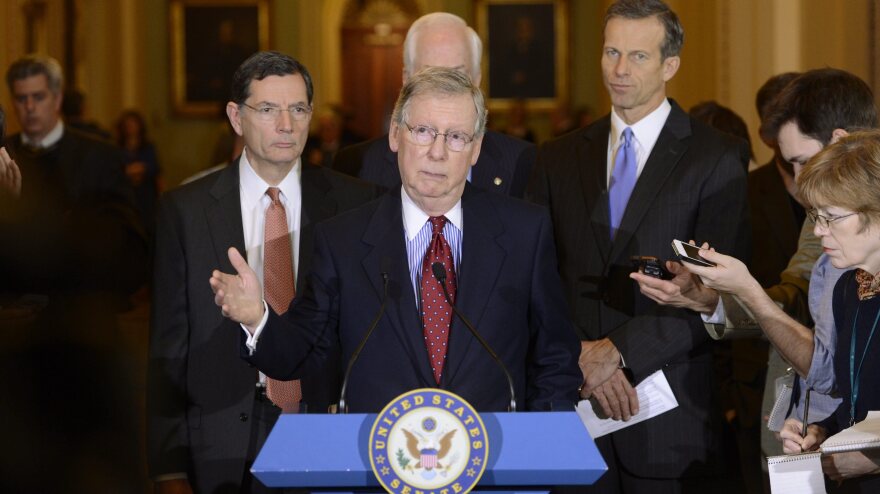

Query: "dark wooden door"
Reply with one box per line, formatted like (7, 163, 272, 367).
(340, 25, 407, 138)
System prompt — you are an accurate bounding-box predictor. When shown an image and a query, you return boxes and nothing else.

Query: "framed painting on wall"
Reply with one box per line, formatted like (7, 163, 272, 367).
(475, 0, 569, 111)
(169, 0, 270, 117)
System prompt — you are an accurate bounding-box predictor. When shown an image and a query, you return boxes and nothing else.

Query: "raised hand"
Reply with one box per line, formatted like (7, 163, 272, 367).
(209, 247, 264, 331)
(677, 244, 762, 299)
(0, 147, 22, 198)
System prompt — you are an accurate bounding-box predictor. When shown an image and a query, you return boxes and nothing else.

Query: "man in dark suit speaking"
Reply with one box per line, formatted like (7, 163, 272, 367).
(148, 52, 378, 493)
(528, 0, 750, 492)
(332, 12, 535, 198)
(211, 67, 581, 413)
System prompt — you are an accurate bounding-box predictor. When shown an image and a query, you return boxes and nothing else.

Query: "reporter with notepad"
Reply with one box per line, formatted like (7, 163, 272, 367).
(682, 131, 880, 491)
(781, 131, 880, 491)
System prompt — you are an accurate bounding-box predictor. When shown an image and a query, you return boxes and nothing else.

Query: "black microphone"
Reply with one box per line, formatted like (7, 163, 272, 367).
(431, 262, 517, 412)
(337, 262, 390, 413)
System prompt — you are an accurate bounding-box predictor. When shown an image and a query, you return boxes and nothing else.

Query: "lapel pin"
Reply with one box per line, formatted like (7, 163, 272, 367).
(493, 177, 502, 186)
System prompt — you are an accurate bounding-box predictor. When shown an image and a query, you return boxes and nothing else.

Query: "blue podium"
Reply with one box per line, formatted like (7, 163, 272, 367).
(252, 411, 606, 491)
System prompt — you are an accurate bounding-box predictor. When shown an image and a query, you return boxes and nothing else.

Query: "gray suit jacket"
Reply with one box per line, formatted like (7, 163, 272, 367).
(147, 159, 379, 492)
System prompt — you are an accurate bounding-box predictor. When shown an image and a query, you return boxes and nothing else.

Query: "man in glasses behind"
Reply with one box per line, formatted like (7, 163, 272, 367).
(148, 51, 379, 494)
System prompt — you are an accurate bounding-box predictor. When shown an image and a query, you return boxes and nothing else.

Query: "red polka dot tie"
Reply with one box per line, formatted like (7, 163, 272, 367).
(264, 187, 302, 413)
(420, 216, 456, 385)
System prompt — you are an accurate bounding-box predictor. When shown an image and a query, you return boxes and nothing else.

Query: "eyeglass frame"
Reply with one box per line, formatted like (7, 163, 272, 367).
(239, 102, 313, 122)
(807, 209, 859, 229)
(402, 121, 476, 152)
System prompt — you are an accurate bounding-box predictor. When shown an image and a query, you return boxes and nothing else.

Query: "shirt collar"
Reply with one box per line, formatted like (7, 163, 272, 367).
(610, 98, 671, 152)
(238, 148, 301, 208)
(22, 120, 64, 148)
(401, 187, 463, 241)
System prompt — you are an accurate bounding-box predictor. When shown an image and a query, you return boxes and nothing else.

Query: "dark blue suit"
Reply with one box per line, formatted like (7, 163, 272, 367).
(245, 184, 581, 412)
(331, 130, 536, 198)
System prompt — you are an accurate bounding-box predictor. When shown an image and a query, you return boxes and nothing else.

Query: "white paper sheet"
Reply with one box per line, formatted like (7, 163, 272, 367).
(822, 410, 880, 454)
(575, 369, 678, 438)
(767, 452, 826, 494)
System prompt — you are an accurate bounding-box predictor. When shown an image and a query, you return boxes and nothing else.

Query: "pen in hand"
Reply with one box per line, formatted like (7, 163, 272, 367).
(801, 387, 811, 449)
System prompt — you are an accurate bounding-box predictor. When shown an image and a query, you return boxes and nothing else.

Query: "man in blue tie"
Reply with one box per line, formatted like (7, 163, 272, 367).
(528, 0, 750, 492)
(609, 127, 636, 239)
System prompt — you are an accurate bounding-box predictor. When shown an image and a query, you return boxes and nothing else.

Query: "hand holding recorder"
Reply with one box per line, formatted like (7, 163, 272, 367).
(670, 241, 761, 299)
(629, 244, 719, 314)
(671, 239, 716, 267)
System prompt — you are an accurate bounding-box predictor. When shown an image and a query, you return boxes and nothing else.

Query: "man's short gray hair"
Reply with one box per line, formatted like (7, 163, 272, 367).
(403, 13, 482, 82)
(392, 66, 487, 138)
(604, 0, 684, 59)
(6, 54, 64, 94)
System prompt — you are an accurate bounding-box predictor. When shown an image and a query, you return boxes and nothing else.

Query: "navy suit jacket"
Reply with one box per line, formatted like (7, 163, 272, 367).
(331, 129, 536, 198)
(529, 100, 751, 478)
(245, 184, 581, 412)
(147, 160, 379, 492)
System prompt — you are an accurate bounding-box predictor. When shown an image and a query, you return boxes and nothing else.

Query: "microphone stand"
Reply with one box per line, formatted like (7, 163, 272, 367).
(432, 262, 517, 412)
(337, 271, 389, 413)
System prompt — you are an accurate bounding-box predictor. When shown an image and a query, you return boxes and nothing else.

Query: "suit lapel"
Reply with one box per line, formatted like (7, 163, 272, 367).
(206, 162, 246, 271)
(443, 185, 506, 385)
(579, 119, 613, 263)
(361, 190, 435, 387)
(608, 102, 690, 263)
(298, 164, 335, 290)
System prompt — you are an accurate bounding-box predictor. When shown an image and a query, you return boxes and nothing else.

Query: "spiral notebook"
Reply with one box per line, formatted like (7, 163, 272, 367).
(767, 452, 826, 494)
(766, 376, 793, 432)
(821, 410, 880, 454)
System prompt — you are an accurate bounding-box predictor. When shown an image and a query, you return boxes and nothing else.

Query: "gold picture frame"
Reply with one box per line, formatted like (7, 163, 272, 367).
(475, 0, 569, 112)
(169, 0, 271, 117)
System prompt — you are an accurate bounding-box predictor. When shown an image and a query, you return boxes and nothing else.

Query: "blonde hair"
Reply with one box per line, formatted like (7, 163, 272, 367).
(798, 129, 880, 231)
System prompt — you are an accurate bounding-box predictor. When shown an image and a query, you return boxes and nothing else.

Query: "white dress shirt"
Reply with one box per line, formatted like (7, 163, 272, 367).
(401, 187, 463, 304)
(606, 99, 672, 186)
(22, 120, 64, 148)
(238, 148, 302, 363)
(238, 149, 302, 285)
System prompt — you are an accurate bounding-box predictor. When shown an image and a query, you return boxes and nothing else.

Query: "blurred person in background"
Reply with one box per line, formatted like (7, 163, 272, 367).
(0, 57, 147, 492)
(117, 109, 162, 237)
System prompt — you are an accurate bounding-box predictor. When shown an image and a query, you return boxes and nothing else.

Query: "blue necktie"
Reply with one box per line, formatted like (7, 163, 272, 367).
(609, 127, 637, 238)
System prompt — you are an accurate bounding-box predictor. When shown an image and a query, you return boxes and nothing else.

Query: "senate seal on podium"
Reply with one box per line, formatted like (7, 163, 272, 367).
(369, 389, 489, 494)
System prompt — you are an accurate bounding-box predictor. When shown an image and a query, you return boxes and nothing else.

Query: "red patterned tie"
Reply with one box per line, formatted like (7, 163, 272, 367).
(263, 187, 302, 413)
(420, 216, 456, 384)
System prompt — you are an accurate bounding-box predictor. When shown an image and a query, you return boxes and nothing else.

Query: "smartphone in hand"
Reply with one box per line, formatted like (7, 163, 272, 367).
(671, 240, 716, 267)
(630, 255, 672, 279)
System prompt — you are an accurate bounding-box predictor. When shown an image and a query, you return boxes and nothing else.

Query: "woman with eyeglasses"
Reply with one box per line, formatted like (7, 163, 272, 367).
(679, 130, 880, 491)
